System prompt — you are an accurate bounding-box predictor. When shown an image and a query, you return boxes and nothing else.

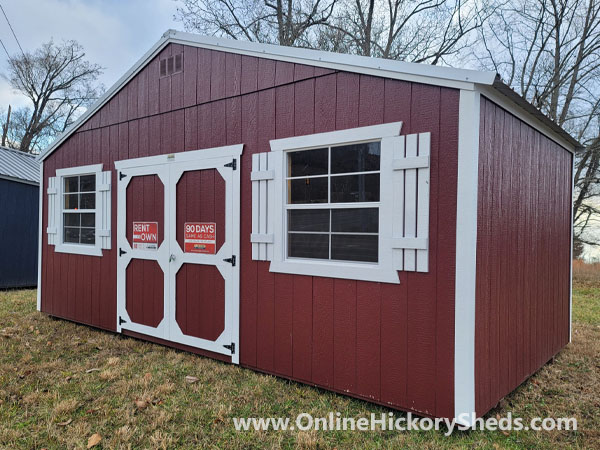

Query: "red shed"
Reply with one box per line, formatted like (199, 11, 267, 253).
(37, 30, 578, 424)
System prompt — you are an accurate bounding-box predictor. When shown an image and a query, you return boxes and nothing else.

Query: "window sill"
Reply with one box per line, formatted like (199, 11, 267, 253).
(269, 258, 400, 284)
(54, 243, 103, 257)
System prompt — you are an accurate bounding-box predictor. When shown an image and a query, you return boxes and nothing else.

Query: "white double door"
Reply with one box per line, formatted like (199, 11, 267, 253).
(115, 146, 242, 363)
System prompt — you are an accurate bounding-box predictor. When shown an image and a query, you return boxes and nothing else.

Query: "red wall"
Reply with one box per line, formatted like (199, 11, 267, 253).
(475, 97, 572, 416)
(41, 43, 460, 418)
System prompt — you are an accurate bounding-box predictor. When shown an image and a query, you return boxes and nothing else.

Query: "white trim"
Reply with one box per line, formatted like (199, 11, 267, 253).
(36, 163, 43, 311)
(114, 145, 243, 170)
(454, 89, 480, 425)
(250, 170, 274, 181)
(569, 153, 574, 342)
(250, 233, 274, 243)
(269, 122, 403, 152)
(392, 155, 429, 170)
(54, 164, 105, 257)
(477, 85, 576, 154)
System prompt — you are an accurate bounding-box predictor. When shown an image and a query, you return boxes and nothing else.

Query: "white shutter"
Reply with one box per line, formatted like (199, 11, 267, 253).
(391, 132, 430, 272)
(251, 152, 281, 260)
(46, 177, 58, 245)
(97, 171, 112, 250)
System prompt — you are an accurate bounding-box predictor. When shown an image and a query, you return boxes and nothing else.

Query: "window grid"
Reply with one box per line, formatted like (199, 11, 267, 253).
(62, 175, 96, 246)
(284, 143, 380, 263)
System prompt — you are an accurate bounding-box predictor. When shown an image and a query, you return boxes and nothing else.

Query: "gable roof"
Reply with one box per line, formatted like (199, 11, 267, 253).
(38, 29, 582, 162)
(0, 146, 40, 185)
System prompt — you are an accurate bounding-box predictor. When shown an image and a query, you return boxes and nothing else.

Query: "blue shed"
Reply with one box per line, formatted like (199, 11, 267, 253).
(0, 146, 40, 289)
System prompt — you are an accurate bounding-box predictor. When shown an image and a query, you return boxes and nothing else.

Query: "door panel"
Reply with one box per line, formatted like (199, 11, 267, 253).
(116, 145, 242, 364)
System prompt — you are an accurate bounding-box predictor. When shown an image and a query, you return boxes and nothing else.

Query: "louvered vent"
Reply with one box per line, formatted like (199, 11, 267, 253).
(159, 53, 183, 78)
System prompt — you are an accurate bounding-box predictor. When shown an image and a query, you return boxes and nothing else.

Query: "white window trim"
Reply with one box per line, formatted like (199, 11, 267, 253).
(269, 122, 403, 284)
(54, 164, 104, 257)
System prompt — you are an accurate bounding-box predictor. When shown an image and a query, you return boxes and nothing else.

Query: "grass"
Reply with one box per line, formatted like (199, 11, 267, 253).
(0, 273, 599, 448)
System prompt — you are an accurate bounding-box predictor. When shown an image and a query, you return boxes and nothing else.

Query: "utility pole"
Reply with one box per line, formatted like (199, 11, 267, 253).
(1, 105, 11, 147)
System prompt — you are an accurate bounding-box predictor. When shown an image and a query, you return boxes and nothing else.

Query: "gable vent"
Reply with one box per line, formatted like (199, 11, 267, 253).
(160, 53, 183, 78)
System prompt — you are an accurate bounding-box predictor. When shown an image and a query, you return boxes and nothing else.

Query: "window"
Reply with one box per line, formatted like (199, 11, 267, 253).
(285, 143, 380, 263)
(47, 164, 111, 256)
(63, 174, 96, 245)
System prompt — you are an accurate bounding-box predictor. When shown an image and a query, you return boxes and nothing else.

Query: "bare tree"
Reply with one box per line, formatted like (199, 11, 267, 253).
(175, 0, 338, 46)
(473, 0, 600, 251)
(323, 0, 490, 63)
(3, 40, 103, 154)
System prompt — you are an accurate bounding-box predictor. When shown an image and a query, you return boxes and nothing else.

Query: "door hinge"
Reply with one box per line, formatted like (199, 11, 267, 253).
(223, 342, 235, 354)
(224, 159, 237, 170)
(119, 248, 127, 257)
(119, 171, 127, 181)
(119, 316, 127, 325)
(223, 255, 236, 266)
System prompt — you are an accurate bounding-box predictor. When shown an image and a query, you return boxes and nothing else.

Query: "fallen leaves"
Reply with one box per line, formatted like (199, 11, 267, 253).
(57, 418, 72, 427)
(87, 433, 102, 448)
(135, 399, 148, 410)
(185, 375, 199, 384)
(85, 368, 100, 374)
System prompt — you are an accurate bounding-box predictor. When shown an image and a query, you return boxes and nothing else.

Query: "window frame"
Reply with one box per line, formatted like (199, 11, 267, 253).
(55, 164, 104, 256)
(269, 122, 403, 284)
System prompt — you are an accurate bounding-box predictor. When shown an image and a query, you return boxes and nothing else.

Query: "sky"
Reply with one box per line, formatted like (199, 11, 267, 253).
(0, 0, 181, 110)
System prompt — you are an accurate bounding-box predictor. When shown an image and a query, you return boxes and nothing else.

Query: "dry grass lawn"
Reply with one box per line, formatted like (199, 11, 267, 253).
(0, 266, 598, 448)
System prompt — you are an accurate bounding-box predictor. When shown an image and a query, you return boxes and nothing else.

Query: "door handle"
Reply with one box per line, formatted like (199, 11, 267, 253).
(169, 254, 176, 262)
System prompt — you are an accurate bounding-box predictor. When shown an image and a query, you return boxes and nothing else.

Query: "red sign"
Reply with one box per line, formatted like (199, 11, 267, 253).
(184, 222, 216, 254)
(132, 222, 158, 250)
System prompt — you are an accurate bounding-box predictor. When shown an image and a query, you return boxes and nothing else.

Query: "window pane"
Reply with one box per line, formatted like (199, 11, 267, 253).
(288, 177, 328, 204)
(331, 174, 380, 202)
(80, 228, 95, 244)
(288, 148, 328, 177)
(288, 233, 329, 259)
(79, 175, 95, 192)
(80, 193, 95, 209)
(64, 176, 79, 193)
(288, 209, 330, 232)
(331, 142, 380, 174)
(81, 213, 95, 227)
(332, 208, 378, 233)
(64, 227, 80, 243)
(63, 213, 80, 227)
(331, 234, 378, 262)
(64, 193, 79, 209)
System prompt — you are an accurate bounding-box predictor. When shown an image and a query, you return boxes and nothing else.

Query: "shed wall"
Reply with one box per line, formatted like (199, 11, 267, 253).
(0, 178, 39, 288)
(40, 43, 460, 418)
(475, 96, 572, 416)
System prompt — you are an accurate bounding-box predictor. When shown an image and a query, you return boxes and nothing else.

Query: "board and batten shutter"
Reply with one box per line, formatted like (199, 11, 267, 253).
(46, 177, 58, 245)
(97, 171, 112, 249)
(46, 170, 112, 250)
(388, 132, 430, 272)
(250, 152, 281, 261)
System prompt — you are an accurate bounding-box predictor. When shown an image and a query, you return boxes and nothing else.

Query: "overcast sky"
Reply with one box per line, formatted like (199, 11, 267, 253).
(0, 0, 180, 109)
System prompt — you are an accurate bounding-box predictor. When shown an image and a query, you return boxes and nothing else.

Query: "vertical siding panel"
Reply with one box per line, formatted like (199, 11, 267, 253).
(183, 46, 198, 108)
(294, 79, 314, 137)
(128, 76, 138, 120)
(314, 74, 336, 134)
(171, 44, 184, 111)
(255, 88, 276, 372)
(241, 56, 258, 95)
(240, 93, 259, 367)
(197, 48, 212, 104)
(405, 84, 439, 415)
(333, 279, 356, 392)
(148, 58, 160, 116)
(91, 128, 103, 325)
(128, 120, 139, 159)
(159, 46, 172, 114)
(184, 106, 198, 151)
(149, 116, 161, 156)
(198, 103, 212, 149)
(435, 88, 458, 418)
(276, 84, 295, 139)
(226, 97, 242, 144)
(356, 281, 381, 401)
(335, 72, 359, 130)
(226, 53, 242, 97)
(294, 64, 314, 81)
(118, 87, 128, 123)
(275, 61, 294, 85)
(312, 277, 334, 387)
(118, 123, 129, 161)
(293, 275, 313, 382)
(210, 50, 226, 101)
(211, 100, 227, 147)
(138, 66, 149, 118)
(274, 274, 294, 376)
(358, 75, 384, 127)
(257, 59, 276, 90)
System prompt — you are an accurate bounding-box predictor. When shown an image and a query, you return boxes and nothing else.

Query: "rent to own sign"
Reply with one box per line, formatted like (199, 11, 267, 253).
(184, 222, 216, 254)
(132, 222, 159, 250)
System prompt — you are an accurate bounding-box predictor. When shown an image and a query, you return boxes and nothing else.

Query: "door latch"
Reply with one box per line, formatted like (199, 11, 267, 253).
(223, 255, 236, 266)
